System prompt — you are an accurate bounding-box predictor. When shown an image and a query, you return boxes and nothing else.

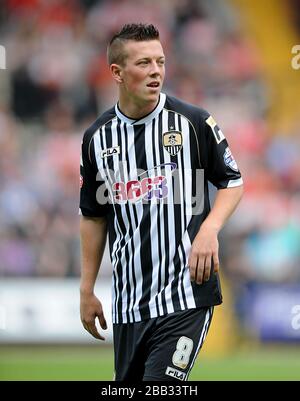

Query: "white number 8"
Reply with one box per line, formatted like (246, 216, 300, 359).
(172, 336, 194, 369)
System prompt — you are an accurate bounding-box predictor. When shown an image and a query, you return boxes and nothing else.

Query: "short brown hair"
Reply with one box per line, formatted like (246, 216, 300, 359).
(107, 23, 160, 66)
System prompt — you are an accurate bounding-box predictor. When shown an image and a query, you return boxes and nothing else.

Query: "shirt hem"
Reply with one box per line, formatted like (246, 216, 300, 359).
(112, 298, 222, 324)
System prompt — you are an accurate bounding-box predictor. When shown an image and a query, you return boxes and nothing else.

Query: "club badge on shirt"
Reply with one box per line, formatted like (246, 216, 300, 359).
(163, 131, 183, 156)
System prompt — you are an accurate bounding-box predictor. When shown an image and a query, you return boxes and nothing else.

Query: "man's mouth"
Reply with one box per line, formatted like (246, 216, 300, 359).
(147, 82, 160, 88)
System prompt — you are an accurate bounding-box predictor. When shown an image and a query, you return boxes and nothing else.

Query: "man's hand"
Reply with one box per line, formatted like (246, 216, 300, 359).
(187, 186, 243, 284)
(80, 292, 107, 340)
(188, 226, 220, 285)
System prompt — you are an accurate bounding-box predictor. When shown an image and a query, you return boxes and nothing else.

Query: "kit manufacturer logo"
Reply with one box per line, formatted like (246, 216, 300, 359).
(101, 146, 120, 158)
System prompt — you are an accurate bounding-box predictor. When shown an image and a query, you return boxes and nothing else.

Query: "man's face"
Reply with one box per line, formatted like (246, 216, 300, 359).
(119, 40, 165, 104)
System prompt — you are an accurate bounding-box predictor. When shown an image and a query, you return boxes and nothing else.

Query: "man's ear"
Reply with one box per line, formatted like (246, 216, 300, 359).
(110, 64, 123, 84)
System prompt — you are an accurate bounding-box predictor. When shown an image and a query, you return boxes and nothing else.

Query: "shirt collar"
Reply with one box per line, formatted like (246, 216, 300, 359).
(115, 93, 166, 125)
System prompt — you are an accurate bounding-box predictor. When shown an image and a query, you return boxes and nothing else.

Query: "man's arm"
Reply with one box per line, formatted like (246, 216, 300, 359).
(188, 185, 243, 284)
(80, 215, 108, 340)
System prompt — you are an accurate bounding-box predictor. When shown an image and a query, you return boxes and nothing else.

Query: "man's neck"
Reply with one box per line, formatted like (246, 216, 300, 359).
(118, 94, 160, 120)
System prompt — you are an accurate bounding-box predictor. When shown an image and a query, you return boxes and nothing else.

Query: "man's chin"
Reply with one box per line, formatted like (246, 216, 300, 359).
(144, 91, 160, 103)
(133, 91, 160, 107)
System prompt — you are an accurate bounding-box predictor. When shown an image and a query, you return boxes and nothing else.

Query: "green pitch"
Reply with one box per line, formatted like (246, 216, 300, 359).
(1, 345, 300, 381)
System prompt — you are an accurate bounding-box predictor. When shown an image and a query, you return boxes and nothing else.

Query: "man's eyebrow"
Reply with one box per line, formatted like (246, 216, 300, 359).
(136, 56, 165, 61)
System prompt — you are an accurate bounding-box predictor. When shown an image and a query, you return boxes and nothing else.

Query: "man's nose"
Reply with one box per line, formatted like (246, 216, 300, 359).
(149, 62, 161, 76)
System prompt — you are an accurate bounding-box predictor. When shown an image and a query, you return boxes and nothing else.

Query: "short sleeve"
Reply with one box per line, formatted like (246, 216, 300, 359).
(79, 132, 109, 218)
(201, 114, 243, 189)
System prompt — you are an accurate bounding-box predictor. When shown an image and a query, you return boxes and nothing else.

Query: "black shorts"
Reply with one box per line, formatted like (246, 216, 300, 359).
(113, 306, 214, 381)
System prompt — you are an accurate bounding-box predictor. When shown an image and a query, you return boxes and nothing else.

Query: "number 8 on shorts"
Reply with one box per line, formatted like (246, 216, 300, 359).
(172, 336, 194, 369)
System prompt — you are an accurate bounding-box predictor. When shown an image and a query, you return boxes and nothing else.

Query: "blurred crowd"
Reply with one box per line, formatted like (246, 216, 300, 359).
(0, 0, 299, 285)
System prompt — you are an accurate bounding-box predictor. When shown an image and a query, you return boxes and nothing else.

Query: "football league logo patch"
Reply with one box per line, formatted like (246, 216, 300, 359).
(205, 115, 225, 144)
(223, 147, 238, 171)
(163, 131, 183, 156)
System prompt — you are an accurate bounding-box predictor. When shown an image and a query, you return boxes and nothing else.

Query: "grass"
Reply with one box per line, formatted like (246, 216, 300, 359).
(1, 345, 300, 381)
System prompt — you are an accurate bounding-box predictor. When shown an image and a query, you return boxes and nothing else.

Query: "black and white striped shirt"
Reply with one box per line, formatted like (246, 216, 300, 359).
(80, 93, 243, 324)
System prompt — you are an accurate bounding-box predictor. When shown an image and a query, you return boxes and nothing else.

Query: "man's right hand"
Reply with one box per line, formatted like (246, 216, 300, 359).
(80, 292, 107, 341)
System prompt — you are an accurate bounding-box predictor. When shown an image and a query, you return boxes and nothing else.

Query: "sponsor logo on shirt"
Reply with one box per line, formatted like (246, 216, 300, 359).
(112, 162, 177, 203)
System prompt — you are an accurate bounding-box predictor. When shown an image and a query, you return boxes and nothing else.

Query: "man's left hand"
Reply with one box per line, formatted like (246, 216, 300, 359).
(188, 226, 220, 284)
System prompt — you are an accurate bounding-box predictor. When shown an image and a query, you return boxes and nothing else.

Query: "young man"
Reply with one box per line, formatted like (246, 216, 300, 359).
(79, 23, 243, 381)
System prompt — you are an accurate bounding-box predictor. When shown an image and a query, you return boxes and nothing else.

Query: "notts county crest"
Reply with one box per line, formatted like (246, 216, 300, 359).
(163, 131, 183, 156)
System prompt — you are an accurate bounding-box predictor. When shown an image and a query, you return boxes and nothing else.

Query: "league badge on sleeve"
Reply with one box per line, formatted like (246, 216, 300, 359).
(205, 115, 225, 144)
(163, 131, 183, 156)
(223, 147, 239, 171)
